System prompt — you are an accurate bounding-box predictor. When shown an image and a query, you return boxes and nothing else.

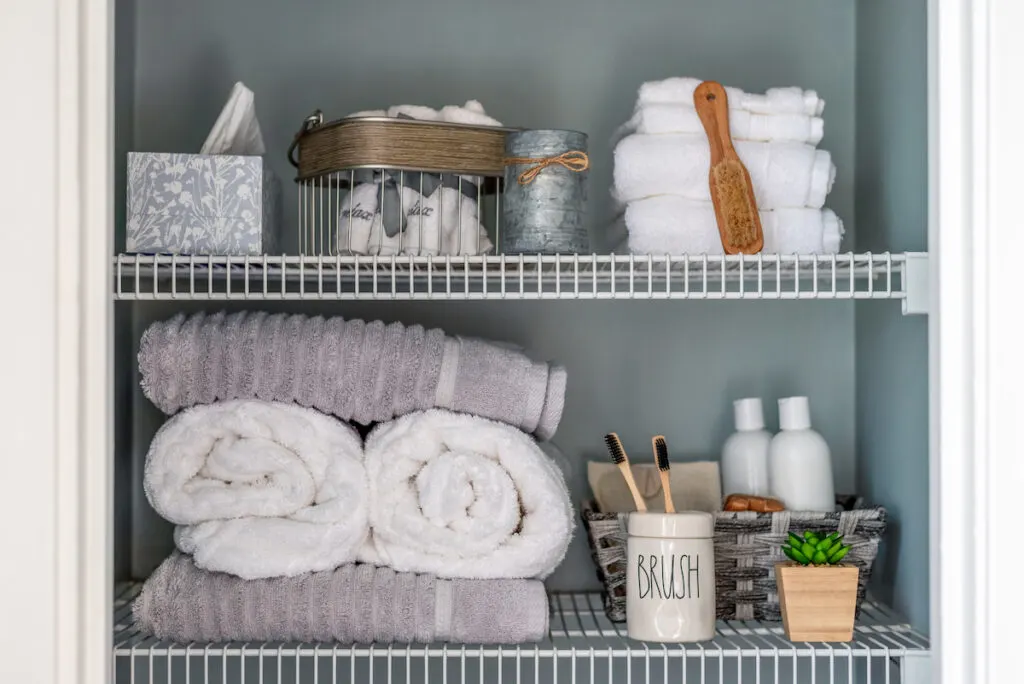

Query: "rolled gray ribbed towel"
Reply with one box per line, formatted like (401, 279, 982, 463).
(138, 311, 566, 439)
(134, 552, 550, 644)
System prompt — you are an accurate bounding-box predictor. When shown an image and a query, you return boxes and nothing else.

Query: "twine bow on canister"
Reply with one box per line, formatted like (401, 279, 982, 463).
(502, 129, 590, 254)
(504, 150, 590, 185)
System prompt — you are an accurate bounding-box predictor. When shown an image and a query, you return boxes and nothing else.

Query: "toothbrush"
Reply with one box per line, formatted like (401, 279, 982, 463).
(652, 435, 675, 513)
(604, 432, 647, 512)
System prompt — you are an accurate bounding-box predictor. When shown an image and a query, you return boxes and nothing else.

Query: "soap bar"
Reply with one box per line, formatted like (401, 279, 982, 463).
(723, 493, 785, 513)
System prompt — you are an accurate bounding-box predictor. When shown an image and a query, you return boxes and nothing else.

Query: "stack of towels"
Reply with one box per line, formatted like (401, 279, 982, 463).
(336, 100, 499, 257)
(134, 311, 573, 644)
(610, 77, 844, 254)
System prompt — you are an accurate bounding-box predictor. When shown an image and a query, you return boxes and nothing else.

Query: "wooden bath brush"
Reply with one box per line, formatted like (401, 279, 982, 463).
(694, 81, 764, 254)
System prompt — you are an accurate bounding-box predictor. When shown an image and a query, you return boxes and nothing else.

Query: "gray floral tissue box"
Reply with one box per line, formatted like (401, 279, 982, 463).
(127, 152, 280, 255)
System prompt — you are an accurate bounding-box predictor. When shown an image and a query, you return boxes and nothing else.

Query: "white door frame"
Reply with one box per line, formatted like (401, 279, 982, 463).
(0, 0, 1019, 683)
(931, 0, 1022, 682)
(0, 1, 113, 684)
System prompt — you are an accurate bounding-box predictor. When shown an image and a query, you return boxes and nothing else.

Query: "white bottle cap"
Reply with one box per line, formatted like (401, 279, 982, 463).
(778, 396, 812, 430)
(733, 398, 765, 431)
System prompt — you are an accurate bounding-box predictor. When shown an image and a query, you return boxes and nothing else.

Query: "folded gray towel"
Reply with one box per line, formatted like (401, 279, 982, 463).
(139, 311, 565, 439)
(134, 552, 550, 644)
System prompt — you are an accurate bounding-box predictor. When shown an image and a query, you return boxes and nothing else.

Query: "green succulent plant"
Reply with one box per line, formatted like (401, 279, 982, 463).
(781, 531, 851, 566)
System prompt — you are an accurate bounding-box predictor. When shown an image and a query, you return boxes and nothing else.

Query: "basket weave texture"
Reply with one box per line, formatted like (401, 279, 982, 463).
(581, 501, 886, 623)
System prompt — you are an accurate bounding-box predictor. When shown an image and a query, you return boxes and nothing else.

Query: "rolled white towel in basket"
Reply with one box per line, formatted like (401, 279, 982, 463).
(360, 410, 574, 580)
(613, 134, 835, 209)
(637, 77, 825, 116)
(336, 180, 492, 256)
(617, 196, 844, 255)
(143, 400, 368, 579)
(615, 104, 824, 144)
(347, 100, 504, 128)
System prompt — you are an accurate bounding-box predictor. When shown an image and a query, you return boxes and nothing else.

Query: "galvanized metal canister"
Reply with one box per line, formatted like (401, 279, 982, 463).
(501, 129, 589, 254)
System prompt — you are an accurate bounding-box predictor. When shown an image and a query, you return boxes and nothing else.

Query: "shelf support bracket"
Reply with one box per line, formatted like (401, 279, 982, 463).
(902, 252, 930, 315)
(901, 653, 933, 684)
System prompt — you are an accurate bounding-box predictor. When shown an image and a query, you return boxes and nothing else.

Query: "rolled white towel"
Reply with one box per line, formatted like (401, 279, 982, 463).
(637, 77, 825, 116)
(613, 134, 835, 209)
(360, 410, 574, 580)
(615, 104, 824, 145)
(438, 100, 504, 127)
(348, 102, 503, 127)
(618, 195, 844, 255)
(387, 104, 443, 121)
(337, 181, 492, 256)
(144, 400, 368, 580)
(384, 101, 503, 127)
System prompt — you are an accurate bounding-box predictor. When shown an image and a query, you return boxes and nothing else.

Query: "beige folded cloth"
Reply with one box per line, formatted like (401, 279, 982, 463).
(588, 461, 722, 513)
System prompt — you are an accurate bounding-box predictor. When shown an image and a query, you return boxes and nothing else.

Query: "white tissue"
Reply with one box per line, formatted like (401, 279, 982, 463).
(201, 82, 266, 155)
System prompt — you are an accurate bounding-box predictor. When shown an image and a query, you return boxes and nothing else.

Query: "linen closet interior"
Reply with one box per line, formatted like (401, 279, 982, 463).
(111, 0, 931, 681)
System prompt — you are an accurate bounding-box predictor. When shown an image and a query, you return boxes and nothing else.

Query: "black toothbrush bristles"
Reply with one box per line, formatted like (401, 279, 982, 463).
(605, 432, 647, 512)
(653, 436, 670, 471)
(604, 433, 627, 465)
(653, 435, 675, 513)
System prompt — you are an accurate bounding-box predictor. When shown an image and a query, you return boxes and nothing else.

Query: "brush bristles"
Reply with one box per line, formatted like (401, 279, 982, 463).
(653, 436, 670, 471)
(604, 433, 627, 465)
(713, 160, 760, 250)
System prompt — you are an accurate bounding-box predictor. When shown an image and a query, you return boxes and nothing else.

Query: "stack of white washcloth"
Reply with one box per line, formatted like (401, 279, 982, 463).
(337, 100, 499, 257)
(610, 78, 844, 254)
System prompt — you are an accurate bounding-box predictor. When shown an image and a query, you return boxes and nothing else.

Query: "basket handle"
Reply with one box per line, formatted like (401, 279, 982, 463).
(287, 110, 324, 168)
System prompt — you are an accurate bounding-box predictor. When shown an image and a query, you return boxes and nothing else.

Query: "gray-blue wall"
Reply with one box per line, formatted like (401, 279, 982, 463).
(123, 0, 861, 595)
(130, 0, 857, 253)
(119, 0, 928, 633)
(854, 0, 930, 632)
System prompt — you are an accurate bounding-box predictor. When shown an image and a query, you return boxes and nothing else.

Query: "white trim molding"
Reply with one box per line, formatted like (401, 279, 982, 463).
(975, 0, 1024, 679)
(0, 2, 112, 684)
(932, 0, 1024, 682)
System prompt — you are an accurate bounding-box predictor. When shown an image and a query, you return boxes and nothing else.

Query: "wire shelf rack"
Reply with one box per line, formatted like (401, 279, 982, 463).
(113, 252, 927, 309)
(113, 583, 930, 684)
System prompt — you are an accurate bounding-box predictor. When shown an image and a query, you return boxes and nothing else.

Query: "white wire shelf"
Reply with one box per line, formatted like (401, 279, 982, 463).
(112, 252, 928, 311)
(113, 583, 930, 684)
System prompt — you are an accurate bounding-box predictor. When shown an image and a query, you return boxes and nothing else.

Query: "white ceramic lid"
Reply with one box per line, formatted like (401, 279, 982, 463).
(628, 511, 714, 539)
(733, 397, 765, 431)
(778, 396, 812, 430)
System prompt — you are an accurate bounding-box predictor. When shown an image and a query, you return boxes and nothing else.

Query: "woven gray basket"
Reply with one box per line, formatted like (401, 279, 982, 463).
(581, 500, 887, 623)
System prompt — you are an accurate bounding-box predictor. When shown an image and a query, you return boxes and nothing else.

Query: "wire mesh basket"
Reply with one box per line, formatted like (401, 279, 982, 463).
(289, 111, 510, 257)
(295, 167, 503, 257)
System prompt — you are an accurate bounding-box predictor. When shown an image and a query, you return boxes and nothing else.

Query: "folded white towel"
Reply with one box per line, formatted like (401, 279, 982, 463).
(617, 195, 844, 254)
(144, 400, 369, 580)
(615, 104, 824, 144)
(637, 78, 825, 116)
(360, 410, 574, 580)
(337, 181, 493, 256)
(613, 134, 835, 209)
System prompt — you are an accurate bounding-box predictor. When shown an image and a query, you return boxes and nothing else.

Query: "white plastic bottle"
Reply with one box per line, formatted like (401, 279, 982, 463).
(768, 397, 835, 512)
(720, 398, 772, 497)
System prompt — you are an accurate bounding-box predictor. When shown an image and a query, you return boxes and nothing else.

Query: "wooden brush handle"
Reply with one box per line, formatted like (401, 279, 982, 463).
(693, 81, 737, 164)
(659, 470, 675, 513)
(617, 462, 648, 512)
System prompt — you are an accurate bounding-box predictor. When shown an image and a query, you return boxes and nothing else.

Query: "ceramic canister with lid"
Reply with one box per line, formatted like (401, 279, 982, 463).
(626, 512, 717, 642)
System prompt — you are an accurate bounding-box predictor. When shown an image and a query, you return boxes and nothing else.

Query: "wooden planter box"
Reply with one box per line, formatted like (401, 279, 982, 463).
(776, 563, 860, 641)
